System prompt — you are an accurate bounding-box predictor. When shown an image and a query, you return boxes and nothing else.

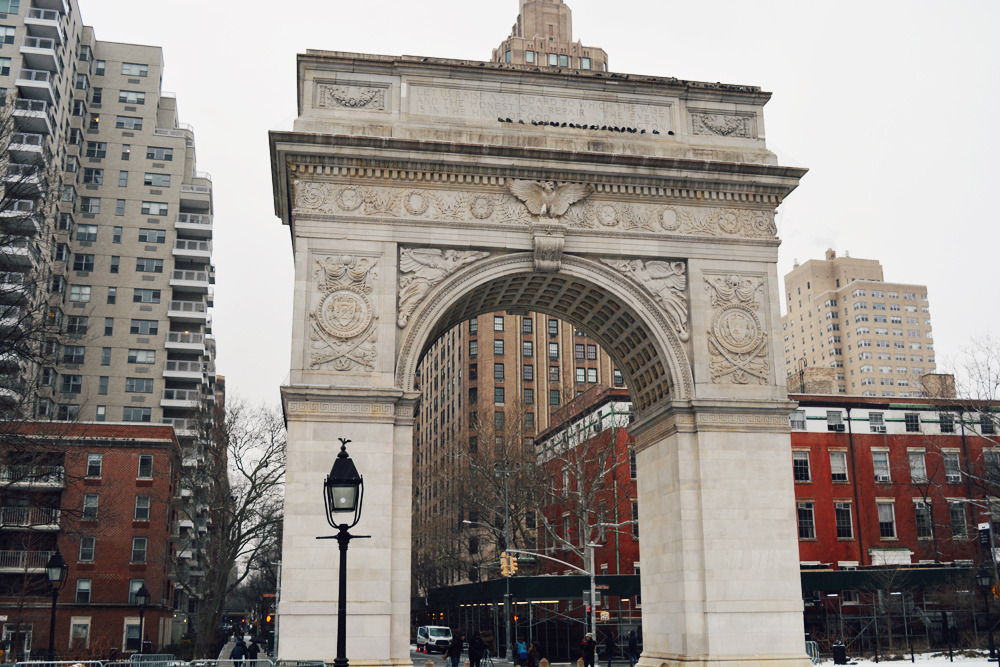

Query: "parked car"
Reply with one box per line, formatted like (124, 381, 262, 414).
(416, 626, 453, 653)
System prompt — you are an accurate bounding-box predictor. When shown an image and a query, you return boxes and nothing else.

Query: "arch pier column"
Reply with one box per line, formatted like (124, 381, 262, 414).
(631, 399, 806, 667)
(279, 386, 419, 667)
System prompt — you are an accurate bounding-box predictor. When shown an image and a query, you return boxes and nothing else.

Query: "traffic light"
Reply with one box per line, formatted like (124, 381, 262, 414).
(509, 555, 518, 574)
(265, 615, 272, 624)
(500, 552, 510, 577)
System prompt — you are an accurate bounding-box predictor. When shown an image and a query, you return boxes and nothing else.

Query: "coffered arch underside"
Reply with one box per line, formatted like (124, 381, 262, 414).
(395, 253, 694, 415)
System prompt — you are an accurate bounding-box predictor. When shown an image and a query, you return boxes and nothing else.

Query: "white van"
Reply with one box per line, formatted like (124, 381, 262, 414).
(416, 626, 453, 653)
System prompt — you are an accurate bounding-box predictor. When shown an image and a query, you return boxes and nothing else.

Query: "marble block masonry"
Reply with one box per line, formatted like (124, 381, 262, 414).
(269, 6, 810, 664)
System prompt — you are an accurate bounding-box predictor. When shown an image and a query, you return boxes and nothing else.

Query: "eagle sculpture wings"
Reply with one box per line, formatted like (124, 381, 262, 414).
(506, 180, 595, 217)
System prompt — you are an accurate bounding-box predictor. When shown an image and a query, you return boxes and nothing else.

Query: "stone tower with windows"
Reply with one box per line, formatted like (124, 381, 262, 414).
(493, 0, 608, 71)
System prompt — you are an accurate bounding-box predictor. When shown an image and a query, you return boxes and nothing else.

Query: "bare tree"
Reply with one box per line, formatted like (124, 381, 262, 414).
(171, 398, 285, 657)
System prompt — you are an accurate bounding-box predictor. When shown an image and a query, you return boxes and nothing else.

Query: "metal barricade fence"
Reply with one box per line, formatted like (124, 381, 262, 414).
(804, 641, 820, 665)
(16, 661, 106, 667)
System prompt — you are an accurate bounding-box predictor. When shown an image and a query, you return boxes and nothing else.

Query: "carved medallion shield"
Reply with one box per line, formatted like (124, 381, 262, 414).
(319, 289, 373, 339)
(713, 305, 763, 354)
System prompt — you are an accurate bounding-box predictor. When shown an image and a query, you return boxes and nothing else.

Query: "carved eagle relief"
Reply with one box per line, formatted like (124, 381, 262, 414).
(506, 180, 595, 218)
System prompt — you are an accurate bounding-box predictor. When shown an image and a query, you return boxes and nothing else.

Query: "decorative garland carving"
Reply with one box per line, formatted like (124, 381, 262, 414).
(704, 274, 769, 385)
(601, 259, 689, 342)
(397, 248, 490, 328)
(317, 84, 387, 111)
(291, 181, 776, 239)
(691, 113, 754, 138)
(309, 255, 379, 371)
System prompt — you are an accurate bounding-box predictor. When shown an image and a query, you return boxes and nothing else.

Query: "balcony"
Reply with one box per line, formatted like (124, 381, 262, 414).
(16, 68, 55, 103)
(165, 331, 206, 352)
(24, 9, 66, 43)
(163, 359, 205, 380)
(0, 465, 65, 487)
(170, 269, 211, 293)
(0, 272, 32, 304)
(161, 417, 196, 437)
(12, 98, 54, 135)
(8, 132, 45, 161)
(0, 376, 24, 405)
(31, 0, 69, 16)
(0, 238, 41, 268)
(4, 163, 43, 197)
(161, 388, 202, 409)
(0, 506, 60, 530)
(0, 550, 54, 573)
(180, 182, 212, 211)
(174, 213, 213, 238)
(20, 36, 61, 74)
(172, 239, 212, 261)
(167, 300, 208, 323)
(0, 199, 42, 235)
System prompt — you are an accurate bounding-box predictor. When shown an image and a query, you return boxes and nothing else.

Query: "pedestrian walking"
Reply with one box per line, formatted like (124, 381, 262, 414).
(469, 632, 486, 667)
(527, 641, 541, 667)
(515, 639, 528, 667)
(581, 632, 597, 667)
(230, 639, 247, 667)
(445, 632, 464, 667)
(247, 641, 260, 664)
(627, 630, 639, 667)
(604, 632, 616, 667)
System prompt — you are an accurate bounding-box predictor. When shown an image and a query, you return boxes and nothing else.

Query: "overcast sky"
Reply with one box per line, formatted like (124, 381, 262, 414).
(80, 0, 1000, 406)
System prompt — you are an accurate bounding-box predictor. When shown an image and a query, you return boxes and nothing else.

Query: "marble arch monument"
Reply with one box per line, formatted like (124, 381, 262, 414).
(269, 48, 809, 667)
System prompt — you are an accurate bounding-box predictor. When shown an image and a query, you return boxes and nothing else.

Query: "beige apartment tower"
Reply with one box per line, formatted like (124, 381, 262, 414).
(492, 0, 608, 71)
(782, 249, 935, 396)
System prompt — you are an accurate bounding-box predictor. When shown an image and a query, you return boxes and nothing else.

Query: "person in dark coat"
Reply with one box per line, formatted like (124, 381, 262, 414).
(246, 641, 260, 663)
(604, 632, 616, 667)
(581, 633, 597, 667)
(469, 633, 486, 667)
(626, 630, 639, 667)
(230, 640, 247, 667)
(446, 632, 464, 667)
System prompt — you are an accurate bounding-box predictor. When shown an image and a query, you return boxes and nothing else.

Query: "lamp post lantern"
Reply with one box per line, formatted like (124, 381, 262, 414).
(322, 438, 366, 667)
(977, 567, 997, 660)
(135, 584, 151, 654)
(45, 549, 68, 659)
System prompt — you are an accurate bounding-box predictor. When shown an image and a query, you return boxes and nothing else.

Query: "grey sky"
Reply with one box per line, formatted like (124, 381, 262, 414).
(81, 0, 1000, 404)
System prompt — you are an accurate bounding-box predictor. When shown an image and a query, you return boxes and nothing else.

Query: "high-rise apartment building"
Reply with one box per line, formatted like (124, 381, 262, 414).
(781, 250, 935, 397)
(492, 0, 608, 71)
(0, 0, 217, 651)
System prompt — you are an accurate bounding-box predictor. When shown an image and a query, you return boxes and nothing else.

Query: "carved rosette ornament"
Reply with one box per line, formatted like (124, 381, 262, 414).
(397, 248, 491, 327)
(309, 256, 379, 371)
(602, 259, 689, 342)
(704, 274, 769, 385)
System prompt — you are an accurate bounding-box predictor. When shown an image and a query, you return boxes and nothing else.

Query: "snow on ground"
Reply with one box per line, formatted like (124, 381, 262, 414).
(824, 653, 997, 666)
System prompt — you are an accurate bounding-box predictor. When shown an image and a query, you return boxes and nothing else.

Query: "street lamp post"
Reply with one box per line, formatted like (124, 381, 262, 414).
(135, 584, 151, 654)
(977, 567, 997, 660)
(320, 438, 367, 667)
(494, 462, 518, 661)
(45, 550, 68, 660)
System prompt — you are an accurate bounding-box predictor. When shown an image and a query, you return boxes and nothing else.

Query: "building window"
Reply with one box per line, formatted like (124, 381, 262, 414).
(909, 451, 927, 483)
(950, 501, 967, 538)
(467, 317, 477, 334)
(79, 536, 95, 563)
(0, 1, 18, 15)
(790, 410, 806, 430)
(63, 345, 86, 365)
(523, 364, 533, 381)
(469, 340, 478, 358)
(134, 495, 150, 521)
(0, 56, 9, 76)
(613, 369, 624, 386)
(525, 50, 535, 63)
(828, 502, 852, 539)
(494, 363, 504, 381)
(549, 365, 559, 381)
(72, 254, 95, 272)
(548, 319, 558, 335)
(944, 452, 961, 484)
(131, 537, 147, 563)
(75, 579, 92, 604)
(494, 411, 504, 430)
(587, 345, 597, 360)
(67, 316, 88, 335)
(122, 62, 149, 77)
(101, 348, 111, 365)
(575, 367, 585, 384)
(84, 142, 106, 159)
(548, 343, 559, 359)
(797, 502, 815, 539)
(870, 412, 885, 433)
(145, 146, 173, 161)
(915, 501, 933, 539)
(125, 378, 154, 394)
(877, 502, 896, 538)
(548, 53, 558, 66)
(104, 317, 114, 336)
(904, 412, 921, 432)
(119, 90, 146, 105)
(82, 168, 103, 184)
(939, 413, 955, 434)
(587, 368, 598, 383)
(872, 451, 890, 482)
(96, 406, 106, 422)
(559, 54, 569, 66)
(141, 201, 168, 216)
(133, 289, 161, 304)
(98, 377, 108, 395)
(494, 316, 504, 331)
(792, 451, 810, 482)
(135, 258, 163, 273)
(123, 407, 152, 422)
(138, 454, 153, 478)
(494, 387, 505, 405)
(982, 414, 997, 436)
(128, 579, 146, 605)
(60, 374, 83, 394)
(86, 453, 102, 478)
(128, 349, 156, 364)
(83, 494, 98, 520)
(575, 344, 585, 360)
(116, 199, 126, 216)
(494, 339, 504, 355)
(129, 319, 158, 335)
(109, 257, 119, 274)
(523, 389, 534, 405)
(830, 451, 848, 482)
(581, 57, 591, 70)
(631, 500, 639, 539)
(522, 341, 533, 357)
(549, 390, 560, 406)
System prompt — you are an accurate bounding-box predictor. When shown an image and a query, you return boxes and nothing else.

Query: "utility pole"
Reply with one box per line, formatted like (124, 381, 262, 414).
(495, 462, 519, 661)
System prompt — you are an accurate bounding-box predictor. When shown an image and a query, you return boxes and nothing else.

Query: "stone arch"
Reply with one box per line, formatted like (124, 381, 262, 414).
(395, 252, 695, 415)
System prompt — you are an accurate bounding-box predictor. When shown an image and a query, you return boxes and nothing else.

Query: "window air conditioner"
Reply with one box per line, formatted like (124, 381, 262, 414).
(872, 425, 887, 434)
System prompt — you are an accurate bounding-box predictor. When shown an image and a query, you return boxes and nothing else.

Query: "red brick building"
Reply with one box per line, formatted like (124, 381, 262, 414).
(1, 422, 179, 660)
